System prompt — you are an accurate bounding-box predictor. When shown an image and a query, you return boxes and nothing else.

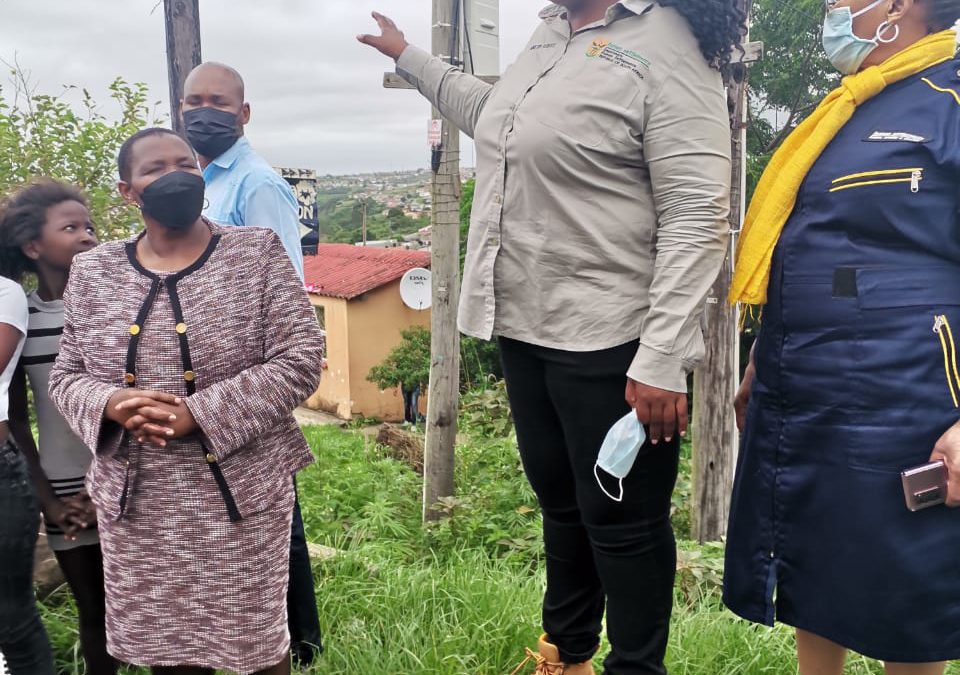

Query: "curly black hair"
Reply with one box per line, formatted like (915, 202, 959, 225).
(0, 180, 86, 282)
(658, 0, 747, 70)
(926, 0, 960, 30)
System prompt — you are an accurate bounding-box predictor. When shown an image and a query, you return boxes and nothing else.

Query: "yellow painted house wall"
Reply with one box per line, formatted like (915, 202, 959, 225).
(305, 280, 431, 421)
(305, 296, 352, 418)
(346, 280, 431, 421)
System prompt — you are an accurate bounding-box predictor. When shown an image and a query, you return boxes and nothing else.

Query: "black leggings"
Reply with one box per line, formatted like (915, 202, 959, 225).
(53, 543, 115, 674)
(500, 338, 680, 675)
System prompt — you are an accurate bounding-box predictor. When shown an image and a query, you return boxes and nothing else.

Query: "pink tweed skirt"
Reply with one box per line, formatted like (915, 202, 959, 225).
(95, 446, 295, 673)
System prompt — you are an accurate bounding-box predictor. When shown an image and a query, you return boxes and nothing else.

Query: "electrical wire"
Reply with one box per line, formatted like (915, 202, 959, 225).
(445, 0, 478, 74)
(449, 0, 462, 67)
(462, 0, 476, 74)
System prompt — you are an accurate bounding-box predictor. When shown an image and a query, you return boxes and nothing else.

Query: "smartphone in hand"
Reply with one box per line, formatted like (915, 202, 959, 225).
(902, 460, 947, 512)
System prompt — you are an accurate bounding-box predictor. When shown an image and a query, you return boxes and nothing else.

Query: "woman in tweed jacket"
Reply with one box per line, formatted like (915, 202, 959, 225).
(48, 128, 325, 675)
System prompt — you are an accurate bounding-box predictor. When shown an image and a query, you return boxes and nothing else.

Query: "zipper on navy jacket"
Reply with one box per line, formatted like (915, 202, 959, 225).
(934, 314, 960, 408)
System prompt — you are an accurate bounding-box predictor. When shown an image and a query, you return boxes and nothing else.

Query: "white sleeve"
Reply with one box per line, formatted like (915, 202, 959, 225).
(0, 281, 29, 335)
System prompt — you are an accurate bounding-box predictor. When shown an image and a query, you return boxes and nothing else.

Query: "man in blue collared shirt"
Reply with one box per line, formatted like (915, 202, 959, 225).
(181, 62, 320, 667)
(181, 62, 304, 280)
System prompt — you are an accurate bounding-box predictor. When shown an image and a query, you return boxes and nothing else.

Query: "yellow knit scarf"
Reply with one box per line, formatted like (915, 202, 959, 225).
(729, 30, 957, 306)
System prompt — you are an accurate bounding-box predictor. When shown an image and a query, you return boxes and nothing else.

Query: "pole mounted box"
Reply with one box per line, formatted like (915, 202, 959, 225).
(462, 0, 500, 76)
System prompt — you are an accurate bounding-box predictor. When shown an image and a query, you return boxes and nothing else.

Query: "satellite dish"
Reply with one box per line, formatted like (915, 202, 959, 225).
(399, 268, 432, 311)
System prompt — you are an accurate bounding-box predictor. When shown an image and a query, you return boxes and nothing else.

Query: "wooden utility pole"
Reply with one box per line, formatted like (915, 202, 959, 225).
(163, 0, 201, 134)
(692, 8, 758, 542)
(361, 200, 368, 246)
(421, 0, 462, 521)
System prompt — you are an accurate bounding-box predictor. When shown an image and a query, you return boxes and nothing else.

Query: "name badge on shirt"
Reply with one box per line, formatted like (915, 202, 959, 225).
(863, 130, 930, 143)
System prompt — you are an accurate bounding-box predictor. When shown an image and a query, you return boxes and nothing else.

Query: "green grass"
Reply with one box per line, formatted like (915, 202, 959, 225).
(310, 548, 542, 674)
(296, 426, 544, 674)
(38, 425, 960, 674)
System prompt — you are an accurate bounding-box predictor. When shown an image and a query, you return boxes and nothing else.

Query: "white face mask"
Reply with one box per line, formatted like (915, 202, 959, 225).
(594, 411, 647, 502)
(822, 0, 899, 75)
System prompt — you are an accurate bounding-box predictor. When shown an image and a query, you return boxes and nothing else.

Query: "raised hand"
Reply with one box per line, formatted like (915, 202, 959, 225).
(357, 11, 410, 61)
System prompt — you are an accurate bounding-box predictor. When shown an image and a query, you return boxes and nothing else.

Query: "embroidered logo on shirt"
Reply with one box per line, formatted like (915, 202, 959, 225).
(863, 130, 930, 143)
(586, 38, 611, 57)
(529, 42, 558, 51)
(585, 38, 650, 78)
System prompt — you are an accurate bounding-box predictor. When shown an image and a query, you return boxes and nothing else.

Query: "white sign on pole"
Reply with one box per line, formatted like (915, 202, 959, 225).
(428, 119, 443, 148)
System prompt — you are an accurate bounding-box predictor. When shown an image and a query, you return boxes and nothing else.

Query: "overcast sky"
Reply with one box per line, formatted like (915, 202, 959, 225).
(0, 1, 543, 175)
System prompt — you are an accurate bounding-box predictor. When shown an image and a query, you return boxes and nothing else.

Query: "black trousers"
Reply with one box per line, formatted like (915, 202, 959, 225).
(402, 387, 421, 424)
(287, 484, 323, 664)
(499, 338, 680, 675)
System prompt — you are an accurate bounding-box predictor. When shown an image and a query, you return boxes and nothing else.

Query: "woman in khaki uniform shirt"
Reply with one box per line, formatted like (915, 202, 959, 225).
(361, 2, 743, 673)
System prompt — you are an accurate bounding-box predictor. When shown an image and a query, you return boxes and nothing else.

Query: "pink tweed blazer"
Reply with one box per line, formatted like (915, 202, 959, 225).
(49, 224, 325, 521)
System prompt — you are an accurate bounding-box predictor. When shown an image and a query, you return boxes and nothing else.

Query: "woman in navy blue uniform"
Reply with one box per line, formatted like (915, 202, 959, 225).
(726, 0, 960, 673)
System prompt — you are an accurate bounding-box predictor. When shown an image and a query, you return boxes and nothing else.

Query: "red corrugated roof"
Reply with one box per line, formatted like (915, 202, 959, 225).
(303, 244, 431, 300)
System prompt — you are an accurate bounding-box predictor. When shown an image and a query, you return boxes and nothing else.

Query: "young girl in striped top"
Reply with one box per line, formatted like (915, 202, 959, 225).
(0, 180, 113, 674)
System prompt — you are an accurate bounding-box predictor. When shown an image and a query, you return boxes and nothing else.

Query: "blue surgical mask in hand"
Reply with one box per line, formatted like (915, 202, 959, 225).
(594, 412, 647, 503)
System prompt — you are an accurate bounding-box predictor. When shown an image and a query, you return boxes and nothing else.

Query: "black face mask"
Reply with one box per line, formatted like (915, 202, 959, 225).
(183, 107, 241, 159)
(137, 171, 206, 231)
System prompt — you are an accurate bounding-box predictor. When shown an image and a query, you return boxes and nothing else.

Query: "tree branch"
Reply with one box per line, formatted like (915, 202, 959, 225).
(763, 44, 816, 153)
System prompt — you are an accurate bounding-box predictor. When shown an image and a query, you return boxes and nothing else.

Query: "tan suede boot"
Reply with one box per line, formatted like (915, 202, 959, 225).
(509, 634, 596, 675)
